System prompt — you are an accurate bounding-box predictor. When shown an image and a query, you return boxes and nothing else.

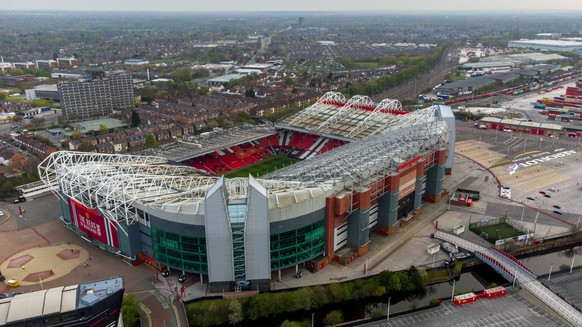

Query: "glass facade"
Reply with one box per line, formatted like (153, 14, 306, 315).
(228, 204, 247, 280)
(270, 219, 325, 269)
(151, 227, 208, 273)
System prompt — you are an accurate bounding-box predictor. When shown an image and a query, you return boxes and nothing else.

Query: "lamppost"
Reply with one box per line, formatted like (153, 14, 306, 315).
(386, 296, 391, 321)
(312, 313, 315, 327)
(548, 263, 553, 281)
(451, 279, 456, 301)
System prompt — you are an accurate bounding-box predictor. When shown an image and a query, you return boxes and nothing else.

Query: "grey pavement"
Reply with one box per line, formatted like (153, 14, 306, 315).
(358, 287, 567, 327)
(544, 269, 582, 313)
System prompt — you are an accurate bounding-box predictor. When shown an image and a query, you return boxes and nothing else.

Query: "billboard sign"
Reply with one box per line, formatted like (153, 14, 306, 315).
(69, 198, 119, 249)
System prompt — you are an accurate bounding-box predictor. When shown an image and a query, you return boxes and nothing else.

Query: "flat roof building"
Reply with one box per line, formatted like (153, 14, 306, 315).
(58, 73, 134, 121)
(124, 59, 150, 65)
(0, 277, 124, 327)
(205, 73, 246, 87)
(508, 40, 582, 53)
(25, 84, 60, 101)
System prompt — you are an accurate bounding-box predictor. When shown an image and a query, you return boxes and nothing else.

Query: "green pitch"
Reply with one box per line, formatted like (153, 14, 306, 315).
(225, 156, 299, 178)
(472, 223, 523, 244)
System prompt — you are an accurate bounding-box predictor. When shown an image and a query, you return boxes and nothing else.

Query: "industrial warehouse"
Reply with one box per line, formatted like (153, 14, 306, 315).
(38, 92, 455, 292)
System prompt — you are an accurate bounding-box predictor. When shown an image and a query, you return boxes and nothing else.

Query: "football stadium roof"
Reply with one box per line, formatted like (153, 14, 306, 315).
(39, 94, 449, 225)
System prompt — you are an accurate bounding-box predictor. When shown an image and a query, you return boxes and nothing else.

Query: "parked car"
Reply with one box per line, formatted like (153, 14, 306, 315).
(161, 269, 170, 277)
(12, 196, 26, 203)
(0, 211, 3, 216)
(500, 186, 511, 199)
(548, 188, 556, 192)
(543, 194, 551, 198)
(178, 274, 186, 283)
(526, 197, 535, 201)
(539, 191, 546, 195)
(443, 256, 457, 267)
(553, 205, 561, 209)
(5, 279, 20, 287)
(553, 210, 562, 215)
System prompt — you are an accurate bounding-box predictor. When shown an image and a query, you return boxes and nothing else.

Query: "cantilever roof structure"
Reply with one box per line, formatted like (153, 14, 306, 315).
(39, 151, 326, 224)
(39, 94, 450, 225)
(267, 106, 449, 186)
(141, 125, 276, 162)
(277, 91, 407, 140)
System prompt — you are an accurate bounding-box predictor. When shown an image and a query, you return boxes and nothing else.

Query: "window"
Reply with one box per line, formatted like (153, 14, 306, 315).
(151, 227, 208, 273)
(270, 220, 325, 269)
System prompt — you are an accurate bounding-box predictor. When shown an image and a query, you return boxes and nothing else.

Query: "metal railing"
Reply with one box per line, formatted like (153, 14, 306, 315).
(434, 230, 582, 326)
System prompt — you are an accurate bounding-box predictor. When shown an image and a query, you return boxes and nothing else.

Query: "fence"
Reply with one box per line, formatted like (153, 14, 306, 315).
(469, 217, 506, 230)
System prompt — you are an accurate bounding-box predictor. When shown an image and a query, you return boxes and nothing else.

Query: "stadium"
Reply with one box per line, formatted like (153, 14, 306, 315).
(39, 92, 455, 292)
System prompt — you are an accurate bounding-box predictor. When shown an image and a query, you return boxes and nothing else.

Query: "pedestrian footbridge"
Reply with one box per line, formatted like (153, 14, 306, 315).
(434, 230, 582, 327)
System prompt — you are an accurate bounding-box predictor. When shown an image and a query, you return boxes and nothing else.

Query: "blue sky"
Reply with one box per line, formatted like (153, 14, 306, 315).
(4, 0, 582, 12)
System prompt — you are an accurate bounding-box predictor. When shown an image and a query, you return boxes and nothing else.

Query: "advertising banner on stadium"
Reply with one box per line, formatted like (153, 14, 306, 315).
(69, 198, 119, 249)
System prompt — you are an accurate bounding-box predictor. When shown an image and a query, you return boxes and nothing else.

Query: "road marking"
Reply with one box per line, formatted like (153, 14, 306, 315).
(151, 290, 169, 309)
(140, 303, 153, 327)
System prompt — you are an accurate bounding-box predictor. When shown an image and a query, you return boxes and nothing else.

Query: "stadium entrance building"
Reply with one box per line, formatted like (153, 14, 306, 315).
(40, 92, 454, 292)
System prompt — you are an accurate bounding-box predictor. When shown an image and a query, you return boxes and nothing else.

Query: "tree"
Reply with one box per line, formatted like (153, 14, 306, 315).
(99, 124, 108, 134)
(322, 310, 343, 326)
(283, 76, 295, 86)
(0, 180, 15, 199)
(77, 141, 95, 152)
(245, 87, 256, 98)
(228, 300, 243, 325)
(131, 110, 141, 127)
(71, 130, 83, 140)
(121, 294, 141, 327)
(192, 67, 210, 78)
(145, 134, 157, 148)
(171, 67, 193, 83)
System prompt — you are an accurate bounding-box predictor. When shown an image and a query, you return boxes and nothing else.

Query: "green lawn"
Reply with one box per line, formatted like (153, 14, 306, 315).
(224, 156, 299, 178)
(354, 61, 380, 69)
(472, 223, 522, 243)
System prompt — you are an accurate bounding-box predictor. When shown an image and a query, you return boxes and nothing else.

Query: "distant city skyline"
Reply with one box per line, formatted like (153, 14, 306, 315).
(4, 0, 582, 12)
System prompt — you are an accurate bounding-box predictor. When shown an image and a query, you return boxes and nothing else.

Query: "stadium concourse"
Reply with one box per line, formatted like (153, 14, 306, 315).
(39, 92, 455, 293)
